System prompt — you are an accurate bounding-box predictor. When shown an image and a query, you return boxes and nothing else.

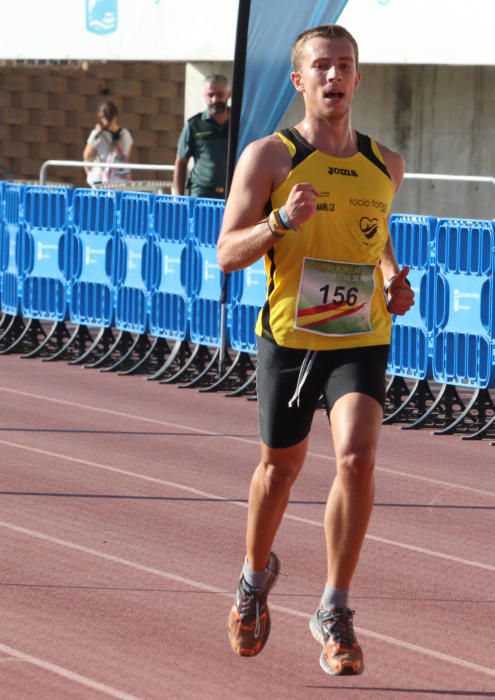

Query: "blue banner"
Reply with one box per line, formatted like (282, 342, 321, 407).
(235, 0, 349, 161)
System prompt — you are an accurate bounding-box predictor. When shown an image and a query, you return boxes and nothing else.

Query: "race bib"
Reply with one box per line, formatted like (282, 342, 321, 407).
(295, 258, 376, 336)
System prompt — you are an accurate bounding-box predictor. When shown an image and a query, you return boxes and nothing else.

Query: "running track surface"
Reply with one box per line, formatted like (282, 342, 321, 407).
(0, 353, 494, 700)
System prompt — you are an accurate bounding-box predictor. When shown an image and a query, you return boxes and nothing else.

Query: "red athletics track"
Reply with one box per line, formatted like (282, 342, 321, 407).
(0, 352, 494, 699)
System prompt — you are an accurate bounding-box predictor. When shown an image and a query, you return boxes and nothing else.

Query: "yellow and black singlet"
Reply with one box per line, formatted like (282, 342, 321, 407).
(255, 127, 396, 351)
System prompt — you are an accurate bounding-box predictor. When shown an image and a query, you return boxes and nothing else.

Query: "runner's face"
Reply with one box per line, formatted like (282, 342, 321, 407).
(293, 37, 360, 118)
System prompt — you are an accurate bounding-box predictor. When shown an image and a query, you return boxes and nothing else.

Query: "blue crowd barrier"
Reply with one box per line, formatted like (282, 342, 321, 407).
(1, 184, 25, 315)
(115, 192, 152, 334)
(188, 198, 233, 347)
(387, 214, 437, 379)
(0, 182, 4, 304)
(0, 181, 5, 308)
(21, 185, 72, 321)
(149, 194, 192, 341)
(229, 256, 267, 354)
(2, 182, 495, 403)
(70, 189, 120, 328)
(432, 218, 495, 388)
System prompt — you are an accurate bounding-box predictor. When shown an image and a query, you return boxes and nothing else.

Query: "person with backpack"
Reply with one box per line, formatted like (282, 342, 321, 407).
(83, 101, 133, 187)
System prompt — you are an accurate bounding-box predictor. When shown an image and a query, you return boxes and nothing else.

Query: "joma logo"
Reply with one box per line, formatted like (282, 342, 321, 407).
(327, 167, 358, 177)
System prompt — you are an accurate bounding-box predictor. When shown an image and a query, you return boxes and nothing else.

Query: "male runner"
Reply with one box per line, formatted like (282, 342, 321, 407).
(217, 24, 414, 676)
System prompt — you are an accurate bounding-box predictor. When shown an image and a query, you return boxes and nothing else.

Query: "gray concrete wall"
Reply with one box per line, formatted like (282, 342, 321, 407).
(281, 64, 495, 220)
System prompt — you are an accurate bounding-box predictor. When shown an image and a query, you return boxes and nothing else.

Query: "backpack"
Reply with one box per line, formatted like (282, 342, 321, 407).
(100, 129, 131, 185)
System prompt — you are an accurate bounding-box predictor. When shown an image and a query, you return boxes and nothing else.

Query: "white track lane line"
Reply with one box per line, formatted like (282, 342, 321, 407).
(1, 519, 494, 679)
(1, 386, 494, 499)
(0, 641, 140, 699)
(0, 438, 493, 572)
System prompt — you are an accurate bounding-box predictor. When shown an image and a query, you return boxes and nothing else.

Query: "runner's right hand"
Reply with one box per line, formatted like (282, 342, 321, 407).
(283, 183, 319, 228)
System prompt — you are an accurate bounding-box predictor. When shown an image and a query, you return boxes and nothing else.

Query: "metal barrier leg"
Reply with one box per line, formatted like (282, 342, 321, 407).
(0, 318, 46, 355)
(178, 347, 221, 389)
(42, 324, 94, 363)
(68, 327, 116, 366)
(159, 344, 212, 385)
(402, 384, 465, 431)
(100, 333, 150, 373)
(0, 313, 12, 331)
(433, 387, 495, 437)
(147, 339, 191, 381)
(119, 336, 171, 376)
(462, 399, 495, 442)
(0, 315, 26, 350)
(383, 376, 412, 421)
(226, 367, 257, 398)
(21, 320, 67, 359)
(383, 379, 438, 426)
(84, 330, 133, 370)
(199, 351, 256, 394)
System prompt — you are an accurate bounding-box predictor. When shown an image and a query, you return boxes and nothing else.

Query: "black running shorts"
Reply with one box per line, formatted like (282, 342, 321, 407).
(256, 336, 390, 449)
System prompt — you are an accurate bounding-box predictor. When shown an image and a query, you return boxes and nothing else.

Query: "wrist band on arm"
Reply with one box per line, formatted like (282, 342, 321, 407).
(272, 208, 291, 231)
(277, 206, 292, 230)
(268, 209, 288, 238)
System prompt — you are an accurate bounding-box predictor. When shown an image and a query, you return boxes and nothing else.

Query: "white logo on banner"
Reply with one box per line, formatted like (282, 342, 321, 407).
(86, 0, 118, 36)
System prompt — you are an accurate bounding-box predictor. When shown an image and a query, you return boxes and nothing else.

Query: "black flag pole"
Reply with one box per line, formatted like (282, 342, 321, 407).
(219, 0, 251, 372)
(225, 0, 251, 196)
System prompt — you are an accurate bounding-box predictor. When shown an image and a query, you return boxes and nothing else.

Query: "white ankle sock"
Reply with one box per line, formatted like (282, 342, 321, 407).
(242, 557, 270, 589)
(320, 585, 348, 610)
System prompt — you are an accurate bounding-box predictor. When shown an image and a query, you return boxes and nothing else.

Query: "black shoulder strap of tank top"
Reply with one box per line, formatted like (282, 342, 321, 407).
(356, 132, 391, 180)
(278, 127, 316, 169)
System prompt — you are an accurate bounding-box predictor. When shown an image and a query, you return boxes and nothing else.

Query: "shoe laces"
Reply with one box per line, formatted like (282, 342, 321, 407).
(320, 608, 357, 649)
(237, 580, 267, 639)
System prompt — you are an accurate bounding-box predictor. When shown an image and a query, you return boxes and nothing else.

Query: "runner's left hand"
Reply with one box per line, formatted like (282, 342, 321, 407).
(386, 266, 415, 315)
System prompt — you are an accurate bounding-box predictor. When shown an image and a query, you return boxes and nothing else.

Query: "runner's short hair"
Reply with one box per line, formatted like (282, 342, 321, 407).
(291, 24, 359, 71)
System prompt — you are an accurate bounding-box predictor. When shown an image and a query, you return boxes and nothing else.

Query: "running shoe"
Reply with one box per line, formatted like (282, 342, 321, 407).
(309, 606, 364, 675)
(227, 552, 280, 657)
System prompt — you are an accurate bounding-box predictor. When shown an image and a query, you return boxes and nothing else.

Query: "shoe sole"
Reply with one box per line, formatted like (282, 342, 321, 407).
(309, 614, 364, 676)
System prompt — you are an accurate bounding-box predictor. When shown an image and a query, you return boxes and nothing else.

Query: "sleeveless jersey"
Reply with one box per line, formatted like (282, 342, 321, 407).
(255, 127, 396, 351)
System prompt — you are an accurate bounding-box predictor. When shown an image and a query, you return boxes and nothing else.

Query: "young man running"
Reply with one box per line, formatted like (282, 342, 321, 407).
(217, 24, 414, 676)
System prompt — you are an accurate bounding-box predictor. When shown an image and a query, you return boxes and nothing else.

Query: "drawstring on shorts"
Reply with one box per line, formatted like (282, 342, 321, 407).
(288, 350, 317, 408)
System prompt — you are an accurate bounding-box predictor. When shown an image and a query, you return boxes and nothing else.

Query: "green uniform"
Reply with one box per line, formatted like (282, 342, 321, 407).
(177, 109, 229, 198)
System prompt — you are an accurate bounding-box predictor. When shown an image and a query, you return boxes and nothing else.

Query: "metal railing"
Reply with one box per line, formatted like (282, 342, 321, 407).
(404, 172, 495, 187)
(402, 173, 495, 218)
(39, 160, 175, 187)
(37, 163, 495, 200)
